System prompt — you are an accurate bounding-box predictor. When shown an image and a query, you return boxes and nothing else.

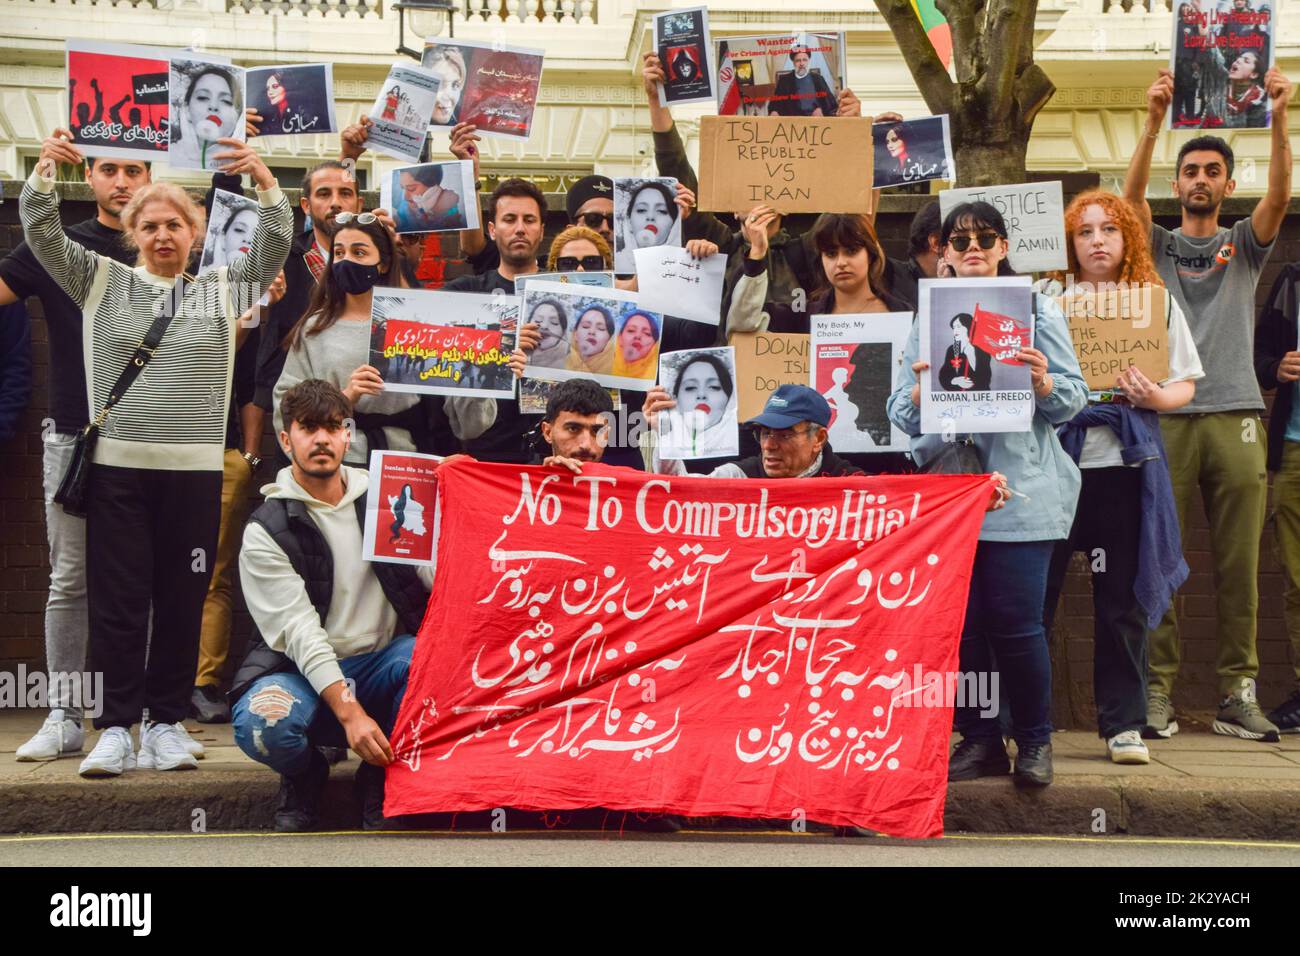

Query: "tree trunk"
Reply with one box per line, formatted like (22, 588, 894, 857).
(872, 0, 1055, 187)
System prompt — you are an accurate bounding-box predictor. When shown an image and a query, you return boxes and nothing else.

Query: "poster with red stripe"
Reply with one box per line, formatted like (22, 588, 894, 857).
(386, 460, 993, 838)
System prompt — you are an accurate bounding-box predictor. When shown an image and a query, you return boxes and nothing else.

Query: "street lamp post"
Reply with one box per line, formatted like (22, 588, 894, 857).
(395, 0, 456, 61)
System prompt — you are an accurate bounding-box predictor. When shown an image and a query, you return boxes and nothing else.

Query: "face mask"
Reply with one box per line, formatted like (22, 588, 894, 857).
(332, 259, 381, 295)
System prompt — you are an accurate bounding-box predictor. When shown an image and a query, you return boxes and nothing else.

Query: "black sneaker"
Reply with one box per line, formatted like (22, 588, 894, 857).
(947, 736, 1011, 781)
(274, 748, 330, 832)
(354, 761, 388, 831)
(190, 684, 231, 724)
(1013, 743, 1053, 788)
(1267, 689, 1300, 734)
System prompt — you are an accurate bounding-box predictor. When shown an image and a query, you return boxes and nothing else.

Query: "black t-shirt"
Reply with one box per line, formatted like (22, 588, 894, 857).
(445, 268, 541, 463)
(0, 218, 131, 433)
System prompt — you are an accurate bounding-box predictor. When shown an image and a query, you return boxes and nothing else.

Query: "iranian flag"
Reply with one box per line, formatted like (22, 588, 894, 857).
(910, 0, 952, 69)
(717, 41, 742, 115)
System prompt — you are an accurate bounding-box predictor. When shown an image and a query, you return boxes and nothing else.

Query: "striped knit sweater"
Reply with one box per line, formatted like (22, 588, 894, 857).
(20, 169, 292, 471)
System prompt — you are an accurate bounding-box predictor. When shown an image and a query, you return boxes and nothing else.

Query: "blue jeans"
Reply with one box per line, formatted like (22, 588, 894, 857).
(233, 636, 415, 776)
(954, 541, 1055, 747)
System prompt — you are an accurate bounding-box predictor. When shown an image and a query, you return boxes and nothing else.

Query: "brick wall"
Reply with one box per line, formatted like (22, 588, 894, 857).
(1, 183, 1297, 728)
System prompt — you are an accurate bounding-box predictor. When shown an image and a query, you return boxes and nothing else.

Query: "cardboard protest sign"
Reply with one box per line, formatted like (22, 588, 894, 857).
(919, 277, 1035, 434)
(873, 115, 955, 189)
(387, 459, 994, 838)
(369, 288, 517, 399)
(246, 64, 338, 137)
(729, 330, 810, 421)
(715, 32, 845, 117)
(361, 450, 443, 567)
(65, 40, 173, 162)
(168, 55, 246, 172)
(380, 160, 479, 234)
(811, 313, 914, 454)
(656, 347, 739, 460)
(940, 181, 1066, 273)
(1170, 1, 1275, 130)
(698, 115, 873, 214)
(1057, 286, 1170, 391)
(632, 246, 726, 326)
(654, 7, 715, 107)
(420, 38, 544, 139)
(519, 282, 664, 391)
(368, 63, 441, 162)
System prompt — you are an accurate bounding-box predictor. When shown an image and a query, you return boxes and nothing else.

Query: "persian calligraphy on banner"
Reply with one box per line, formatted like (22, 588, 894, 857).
(697, 116, 874, 214)
(1057, 286, 1169, 391)
(386, 461, 994, 837)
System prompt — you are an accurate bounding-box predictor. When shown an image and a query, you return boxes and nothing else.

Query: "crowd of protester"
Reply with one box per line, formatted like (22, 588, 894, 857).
(2, 51, 1299, 831)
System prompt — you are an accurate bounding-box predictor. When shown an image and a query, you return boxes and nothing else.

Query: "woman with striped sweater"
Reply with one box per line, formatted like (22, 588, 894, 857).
(20, 130, 292, 777)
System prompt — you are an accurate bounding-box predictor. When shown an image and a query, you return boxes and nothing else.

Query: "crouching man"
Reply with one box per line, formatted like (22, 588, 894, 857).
(230, 379, 433, 831)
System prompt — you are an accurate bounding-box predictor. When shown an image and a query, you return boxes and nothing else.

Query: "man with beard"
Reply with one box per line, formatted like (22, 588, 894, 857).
(535, 379, 617, 473)
(1, 142, 151, 761)
(1124, 66, 1293, 742)
(445, 179, 547, 463)
(230, 379, 433, 831)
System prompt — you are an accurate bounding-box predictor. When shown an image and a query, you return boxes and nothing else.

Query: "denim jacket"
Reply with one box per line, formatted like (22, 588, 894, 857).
(887, 293, 1089, 542)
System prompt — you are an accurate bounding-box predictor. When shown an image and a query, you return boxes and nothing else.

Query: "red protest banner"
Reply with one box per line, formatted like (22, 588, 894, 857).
(386, 461, 992, 838)
(972, 303, 1030, 366)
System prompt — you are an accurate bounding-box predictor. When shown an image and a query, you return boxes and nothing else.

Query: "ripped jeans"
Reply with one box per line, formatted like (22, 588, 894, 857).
(232, 636, 415, 776)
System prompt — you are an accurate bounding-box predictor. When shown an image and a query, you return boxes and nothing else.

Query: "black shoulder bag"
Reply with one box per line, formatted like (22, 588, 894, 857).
(54, 289, 183, 517)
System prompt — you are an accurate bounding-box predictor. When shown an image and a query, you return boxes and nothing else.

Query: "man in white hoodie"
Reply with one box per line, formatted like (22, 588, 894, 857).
(230, 379, 434, 831)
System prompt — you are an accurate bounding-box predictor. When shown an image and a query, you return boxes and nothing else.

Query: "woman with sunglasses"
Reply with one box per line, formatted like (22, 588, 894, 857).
(547, 225, 611, 274)
(888, 200, 1089, 788)
(1038, 190, 1202, 763)
(274, 212, 499, 462)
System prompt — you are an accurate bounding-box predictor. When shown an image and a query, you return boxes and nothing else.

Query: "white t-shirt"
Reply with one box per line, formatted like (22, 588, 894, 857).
(1033, 280, 1204, 469)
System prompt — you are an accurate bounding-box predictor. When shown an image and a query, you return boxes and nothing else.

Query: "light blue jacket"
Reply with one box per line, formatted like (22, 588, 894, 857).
(887, 293, 1089, 542)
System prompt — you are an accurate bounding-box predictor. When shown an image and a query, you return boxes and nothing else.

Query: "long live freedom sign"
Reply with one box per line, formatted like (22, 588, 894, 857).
(386, 461, 992, 838)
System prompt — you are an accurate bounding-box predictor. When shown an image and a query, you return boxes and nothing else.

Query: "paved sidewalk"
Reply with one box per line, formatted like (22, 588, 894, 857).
(1, 709, 1297, 838)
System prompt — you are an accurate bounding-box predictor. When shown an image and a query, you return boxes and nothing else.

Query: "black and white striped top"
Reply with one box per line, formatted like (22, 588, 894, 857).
(20, 171, 292, 471)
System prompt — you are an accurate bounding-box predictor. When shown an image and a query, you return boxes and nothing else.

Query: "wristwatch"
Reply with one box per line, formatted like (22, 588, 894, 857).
(242, 452, 262, 469)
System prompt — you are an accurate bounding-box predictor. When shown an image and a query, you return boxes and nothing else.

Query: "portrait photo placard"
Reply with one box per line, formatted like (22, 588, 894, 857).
(168, 55, 246, 172)
(380, 160, 479, 234)
(656, 347, 739, 461)
(810, 312, 914, 454)
(872, 115, 955, 189)
(613, 177, 682, 275)
(919, 277, 1035, 434)
(519, 282, 664, 391)
(368, 63, 442, 162)
(1170, 1, 1275, 130)
(246, 64, 338, 137)
(198, 188, 259, 276)
(715, 32, 845, 117)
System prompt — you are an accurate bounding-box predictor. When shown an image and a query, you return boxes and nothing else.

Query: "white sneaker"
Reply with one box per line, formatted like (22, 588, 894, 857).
(137, 721, 199, 771)
(78, 727, 136, 777)
(1107, 729, 1151, 765)
(16, 709, 84, 761)
(168, 722, 205, 760)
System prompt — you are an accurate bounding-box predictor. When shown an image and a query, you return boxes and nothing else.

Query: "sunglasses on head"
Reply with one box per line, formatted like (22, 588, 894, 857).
(948, 231, 1002, 252)
(556, 255, 606, 272)
(333, 211, 378, 227)
(578, 212, 614, 230)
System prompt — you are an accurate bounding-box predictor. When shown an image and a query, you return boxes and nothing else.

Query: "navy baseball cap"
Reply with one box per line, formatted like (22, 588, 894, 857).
(744, 384, 832, 430)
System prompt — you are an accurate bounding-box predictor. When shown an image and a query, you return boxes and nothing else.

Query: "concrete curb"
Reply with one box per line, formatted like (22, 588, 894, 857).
(2, 768, 1298, 838)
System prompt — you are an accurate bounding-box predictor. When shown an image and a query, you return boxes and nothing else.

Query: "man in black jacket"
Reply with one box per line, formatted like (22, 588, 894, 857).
(1253, 265, 1300, 732)
(231, 379, 433, 831)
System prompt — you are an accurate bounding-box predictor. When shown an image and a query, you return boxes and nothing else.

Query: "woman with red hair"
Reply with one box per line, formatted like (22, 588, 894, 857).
(1039, 190, 1203, 764)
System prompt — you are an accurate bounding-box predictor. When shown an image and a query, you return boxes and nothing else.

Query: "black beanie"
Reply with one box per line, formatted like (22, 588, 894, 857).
(565, 175, 614, 220)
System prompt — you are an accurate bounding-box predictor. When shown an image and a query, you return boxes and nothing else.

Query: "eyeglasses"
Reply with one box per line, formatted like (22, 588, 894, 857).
(753, 424, 815, 444)
(948, 232, 1002, 252)
(333, 212, 378, 227)
(578, 212, 614, 230)
(556, 255, 607, 272)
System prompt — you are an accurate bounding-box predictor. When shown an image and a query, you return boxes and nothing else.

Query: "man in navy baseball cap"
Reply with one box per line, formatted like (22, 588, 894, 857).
(646, 383, 864, 479)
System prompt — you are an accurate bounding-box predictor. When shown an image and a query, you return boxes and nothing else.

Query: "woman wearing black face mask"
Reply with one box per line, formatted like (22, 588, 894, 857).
(274, 214, 497, 462)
